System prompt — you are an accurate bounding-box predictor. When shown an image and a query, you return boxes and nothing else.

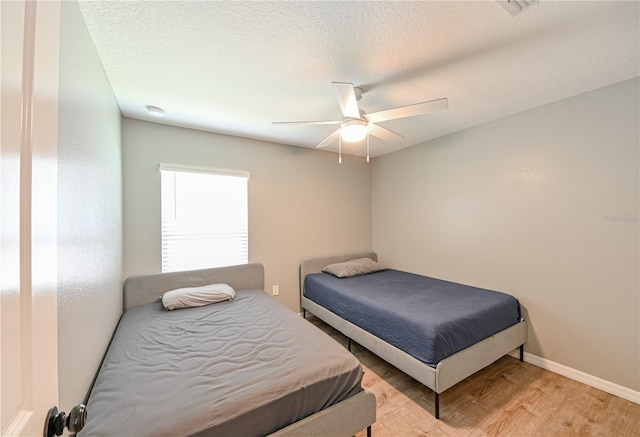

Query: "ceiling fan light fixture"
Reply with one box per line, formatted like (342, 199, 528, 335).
(341, 119, 367, 142)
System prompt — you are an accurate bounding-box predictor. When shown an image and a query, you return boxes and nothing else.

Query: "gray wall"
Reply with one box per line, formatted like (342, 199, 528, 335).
(57, 1, 123, 409)
(372, 78, 639, 391)
(122, 119, 372, 311)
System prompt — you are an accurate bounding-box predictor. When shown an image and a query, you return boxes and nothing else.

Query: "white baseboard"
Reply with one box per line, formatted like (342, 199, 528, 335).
(508, 349, 640, 404)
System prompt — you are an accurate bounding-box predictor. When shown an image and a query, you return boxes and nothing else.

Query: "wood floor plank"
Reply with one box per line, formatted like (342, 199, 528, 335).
(306, 316, 640, 436)
(615, 401, 640, 436)
(483, 404, 539, 436)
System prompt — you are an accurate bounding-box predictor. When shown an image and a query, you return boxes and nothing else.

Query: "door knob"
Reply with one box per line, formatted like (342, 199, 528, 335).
(44, 404, 87, 437)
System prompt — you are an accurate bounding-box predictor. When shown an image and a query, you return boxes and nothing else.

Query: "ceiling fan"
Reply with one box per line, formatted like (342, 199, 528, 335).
(273, 82, 448, 162)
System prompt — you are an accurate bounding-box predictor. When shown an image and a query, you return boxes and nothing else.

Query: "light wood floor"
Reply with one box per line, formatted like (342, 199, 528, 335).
(307, 315, 640, 437)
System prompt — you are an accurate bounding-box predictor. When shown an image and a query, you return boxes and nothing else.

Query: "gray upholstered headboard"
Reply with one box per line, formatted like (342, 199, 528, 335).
(299, 251, 377, 297)
(123, 263, 265, 311)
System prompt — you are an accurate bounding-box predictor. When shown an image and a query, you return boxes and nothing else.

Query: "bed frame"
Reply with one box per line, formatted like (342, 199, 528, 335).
(300, 252, 527, 419)
(121, 263, 376, 437)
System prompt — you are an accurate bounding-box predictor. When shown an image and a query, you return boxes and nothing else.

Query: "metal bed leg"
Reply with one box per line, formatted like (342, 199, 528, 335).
(435, 392, 440, 419)
(302, 309, 306, 318)
(519, 344, 524, 362)
(366, 425, 371, 437)
(348, 338, 352, 352)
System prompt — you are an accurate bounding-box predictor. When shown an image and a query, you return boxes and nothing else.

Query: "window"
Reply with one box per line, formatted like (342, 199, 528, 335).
(160, 164, 249, 273)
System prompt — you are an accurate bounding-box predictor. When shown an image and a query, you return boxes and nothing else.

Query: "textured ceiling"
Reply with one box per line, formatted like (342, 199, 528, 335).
(78, 1, 639, 158)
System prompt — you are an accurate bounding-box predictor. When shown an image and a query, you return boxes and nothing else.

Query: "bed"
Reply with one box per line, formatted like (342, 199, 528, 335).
(300, 252, 527, 419)
(80, 263, 376, 437)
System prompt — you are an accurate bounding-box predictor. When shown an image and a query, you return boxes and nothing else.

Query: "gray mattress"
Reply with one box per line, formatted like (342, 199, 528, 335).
(80, 289, 364, 437)
(304, 269, 521, 367)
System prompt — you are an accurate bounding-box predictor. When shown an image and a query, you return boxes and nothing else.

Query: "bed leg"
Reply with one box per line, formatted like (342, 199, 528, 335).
(519, 344, 524, 362)
(435, 392, 440, 419)
(367, 425, 372, 437)
(302, 309, 306, 318)
(348, 338, 352, 352)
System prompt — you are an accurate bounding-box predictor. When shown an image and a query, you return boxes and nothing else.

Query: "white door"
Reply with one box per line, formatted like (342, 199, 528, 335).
(1, 1, 61, 436)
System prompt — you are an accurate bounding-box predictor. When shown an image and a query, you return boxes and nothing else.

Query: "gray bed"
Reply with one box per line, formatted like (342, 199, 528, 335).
(80, 263, 376, 437)
(300, 252, 528, 419)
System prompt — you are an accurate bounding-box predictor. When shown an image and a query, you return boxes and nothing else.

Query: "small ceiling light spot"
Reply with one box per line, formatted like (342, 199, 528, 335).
(146, 105, 165, 117)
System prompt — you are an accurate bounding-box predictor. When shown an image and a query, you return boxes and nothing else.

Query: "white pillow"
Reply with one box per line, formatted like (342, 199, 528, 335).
(162, 283, 236, 311)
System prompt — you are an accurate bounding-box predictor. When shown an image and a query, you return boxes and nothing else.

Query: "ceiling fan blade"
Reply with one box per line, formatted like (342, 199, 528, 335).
(365, 98, 448, 124)
(332, 82, 361, 119)
(368, 123, 404, 143)
(316, 129, 341, 149)
(272, 120, 341, 126)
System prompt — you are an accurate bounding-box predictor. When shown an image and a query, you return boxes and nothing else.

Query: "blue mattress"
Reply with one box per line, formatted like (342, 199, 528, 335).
(304, 269, 521, 367)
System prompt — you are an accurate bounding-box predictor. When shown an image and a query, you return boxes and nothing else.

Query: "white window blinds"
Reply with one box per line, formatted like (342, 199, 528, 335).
(160, 164, 249, 273)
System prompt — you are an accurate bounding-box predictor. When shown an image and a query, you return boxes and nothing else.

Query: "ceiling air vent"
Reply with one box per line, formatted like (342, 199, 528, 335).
(496, 0, 539, 17)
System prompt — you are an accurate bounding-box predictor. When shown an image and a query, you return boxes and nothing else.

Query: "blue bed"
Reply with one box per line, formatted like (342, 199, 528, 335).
(300, 252, 527, 419)
(304, 269, 521, 367)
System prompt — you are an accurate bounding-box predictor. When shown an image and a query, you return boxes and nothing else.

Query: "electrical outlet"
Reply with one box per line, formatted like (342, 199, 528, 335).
(272, 285, 279, 296)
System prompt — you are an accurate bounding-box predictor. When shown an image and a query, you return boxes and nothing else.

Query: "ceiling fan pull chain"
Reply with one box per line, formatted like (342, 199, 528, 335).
(339, 135, 342, 164)
(366, 134, 370, 163)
